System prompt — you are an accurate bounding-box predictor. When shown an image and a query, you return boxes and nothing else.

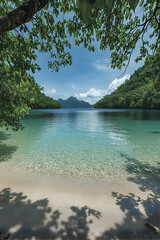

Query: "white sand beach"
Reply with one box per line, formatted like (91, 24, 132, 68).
(0, 171, 158, 240)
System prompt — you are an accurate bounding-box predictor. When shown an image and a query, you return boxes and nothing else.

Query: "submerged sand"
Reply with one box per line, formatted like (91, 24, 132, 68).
(0, 170, 159, 240)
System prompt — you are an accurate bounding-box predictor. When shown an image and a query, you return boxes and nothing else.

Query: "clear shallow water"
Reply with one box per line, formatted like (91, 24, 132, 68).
(0, 109, 160, 183)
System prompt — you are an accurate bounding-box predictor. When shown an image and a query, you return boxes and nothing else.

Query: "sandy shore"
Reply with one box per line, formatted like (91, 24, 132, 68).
(0, 171, 159, 240)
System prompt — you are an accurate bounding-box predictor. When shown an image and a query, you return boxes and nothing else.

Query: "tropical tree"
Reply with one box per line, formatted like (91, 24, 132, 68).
(0, 0, 159, 129)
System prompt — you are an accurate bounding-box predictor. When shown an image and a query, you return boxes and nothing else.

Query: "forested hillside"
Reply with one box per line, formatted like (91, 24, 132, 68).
(95, 51, 160, 109)
(57, 97, 92, 108)
(30, 93, 60, 109)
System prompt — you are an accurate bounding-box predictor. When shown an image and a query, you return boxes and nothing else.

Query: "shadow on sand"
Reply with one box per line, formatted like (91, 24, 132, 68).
(0, 188, 101, 240)
(97, 154, 160, 240)
(0, 131, 159, 239)
(0, 182, 159, 240)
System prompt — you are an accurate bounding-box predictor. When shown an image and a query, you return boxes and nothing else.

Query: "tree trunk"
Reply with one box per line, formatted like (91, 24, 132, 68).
(0, 0, 49, 35)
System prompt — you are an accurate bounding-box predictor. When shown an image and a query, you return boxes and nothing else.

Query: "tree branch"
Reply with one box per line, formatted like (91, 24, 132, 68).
(0, 0, 49, 35)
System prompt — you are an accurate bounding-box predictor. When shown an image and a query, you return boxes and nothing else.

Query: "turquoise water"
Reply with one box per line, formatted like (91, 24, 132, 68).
(0, 109, 160, 183)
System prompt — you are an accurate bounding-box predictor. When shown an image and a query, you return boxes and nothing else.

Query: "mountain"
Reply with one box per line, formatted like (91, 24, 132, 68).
(57, 97, 93, 108)
(30, 92, 60, 109)
(95, 50, 160, 109)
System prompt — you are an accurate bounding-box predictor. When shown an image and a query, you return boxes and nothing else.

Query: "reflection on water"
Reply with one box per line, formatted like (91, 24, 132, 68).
(0, 109, 160, 183)
(98, 109, 160, 121)
(0, 132, 18, 163)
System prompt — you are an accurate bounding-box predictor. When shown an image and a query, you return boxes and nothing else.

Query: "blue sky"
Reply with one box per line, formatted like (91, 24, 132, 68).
(34, 36, 144, 104)
(32, 5, 149, 104)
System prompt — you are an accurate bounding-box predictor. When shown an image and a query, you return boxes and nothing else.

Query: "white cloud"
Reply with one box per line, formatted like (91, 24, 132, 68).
(71, 84, 76, 89)
(44, 88, 56, 96)
(75, 74, 130, 104)
(50, 88, 56, 94)
(75, 88, 105, 104)
(92, 59, 110, 71)
(107, 74, 130, 93)
(75, 88, 104, 99)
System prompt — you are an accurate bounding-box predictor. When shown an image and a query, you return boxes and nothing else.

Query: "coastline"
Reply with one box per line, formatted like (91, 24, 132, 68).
(0, 171, 157, 240)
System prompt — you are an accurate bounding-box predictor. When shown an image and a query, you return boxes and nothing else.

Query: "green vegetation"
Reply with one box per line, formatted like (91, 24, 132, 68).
(0, 0, 159, 129)
(0, 68, 41, 131)
(95, 51, 160, 109)
(30, 92, 60, 109)
(57, 97, 92, 108)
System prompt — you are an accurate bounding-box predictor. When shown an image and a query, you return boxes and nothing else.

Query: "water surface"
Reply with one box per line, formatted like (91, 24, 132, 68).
(0, 109, 160, 184)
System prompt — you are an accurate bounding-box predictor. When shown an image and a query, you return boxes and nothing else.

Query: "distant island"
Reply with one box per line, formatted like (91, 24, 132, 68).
(30, 92, 60, 109)
(95, 51, 160, 109)
(57, 97, 93, 108)
(30, 94, 92, 109)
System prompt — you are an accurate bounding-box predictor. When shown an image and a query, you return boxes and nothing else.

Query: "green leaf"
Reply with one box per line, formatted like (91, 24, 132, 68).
(128, 0, 139, 11)
(105, 0, 114, 12)
(78, 0, 106, 22)
(78, 0, 92, 22)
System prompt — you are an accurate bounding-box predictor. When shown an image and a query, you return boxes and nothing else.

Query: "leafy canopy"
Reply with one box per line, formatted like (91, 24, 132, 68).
(0, 0, 159, 129)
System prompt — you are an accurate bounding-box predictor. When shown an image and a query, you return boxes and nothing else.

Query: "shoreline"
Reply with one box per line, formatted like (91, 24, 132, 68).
(0, 171, 157, 239)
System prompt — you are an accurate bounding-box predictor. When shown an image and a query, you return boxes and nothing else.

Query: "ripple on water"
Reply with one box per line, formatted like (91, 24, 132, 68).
(0, 109, 160, 184)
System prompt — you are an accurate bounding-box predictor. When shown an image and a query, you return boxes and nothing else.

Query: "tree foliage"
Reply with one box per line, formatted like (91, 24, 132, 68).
(0, 0, 159, 129)
(94, 50, 160, 109)
(1, 0, 159, 71)
(30, 92, 60, 109)
(0, 65, 41, 131)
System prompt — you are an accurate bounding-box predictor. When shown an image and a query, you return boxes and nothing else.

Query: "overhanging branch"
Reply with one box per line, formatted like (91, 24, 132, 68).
(0, 0, 49, 35)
